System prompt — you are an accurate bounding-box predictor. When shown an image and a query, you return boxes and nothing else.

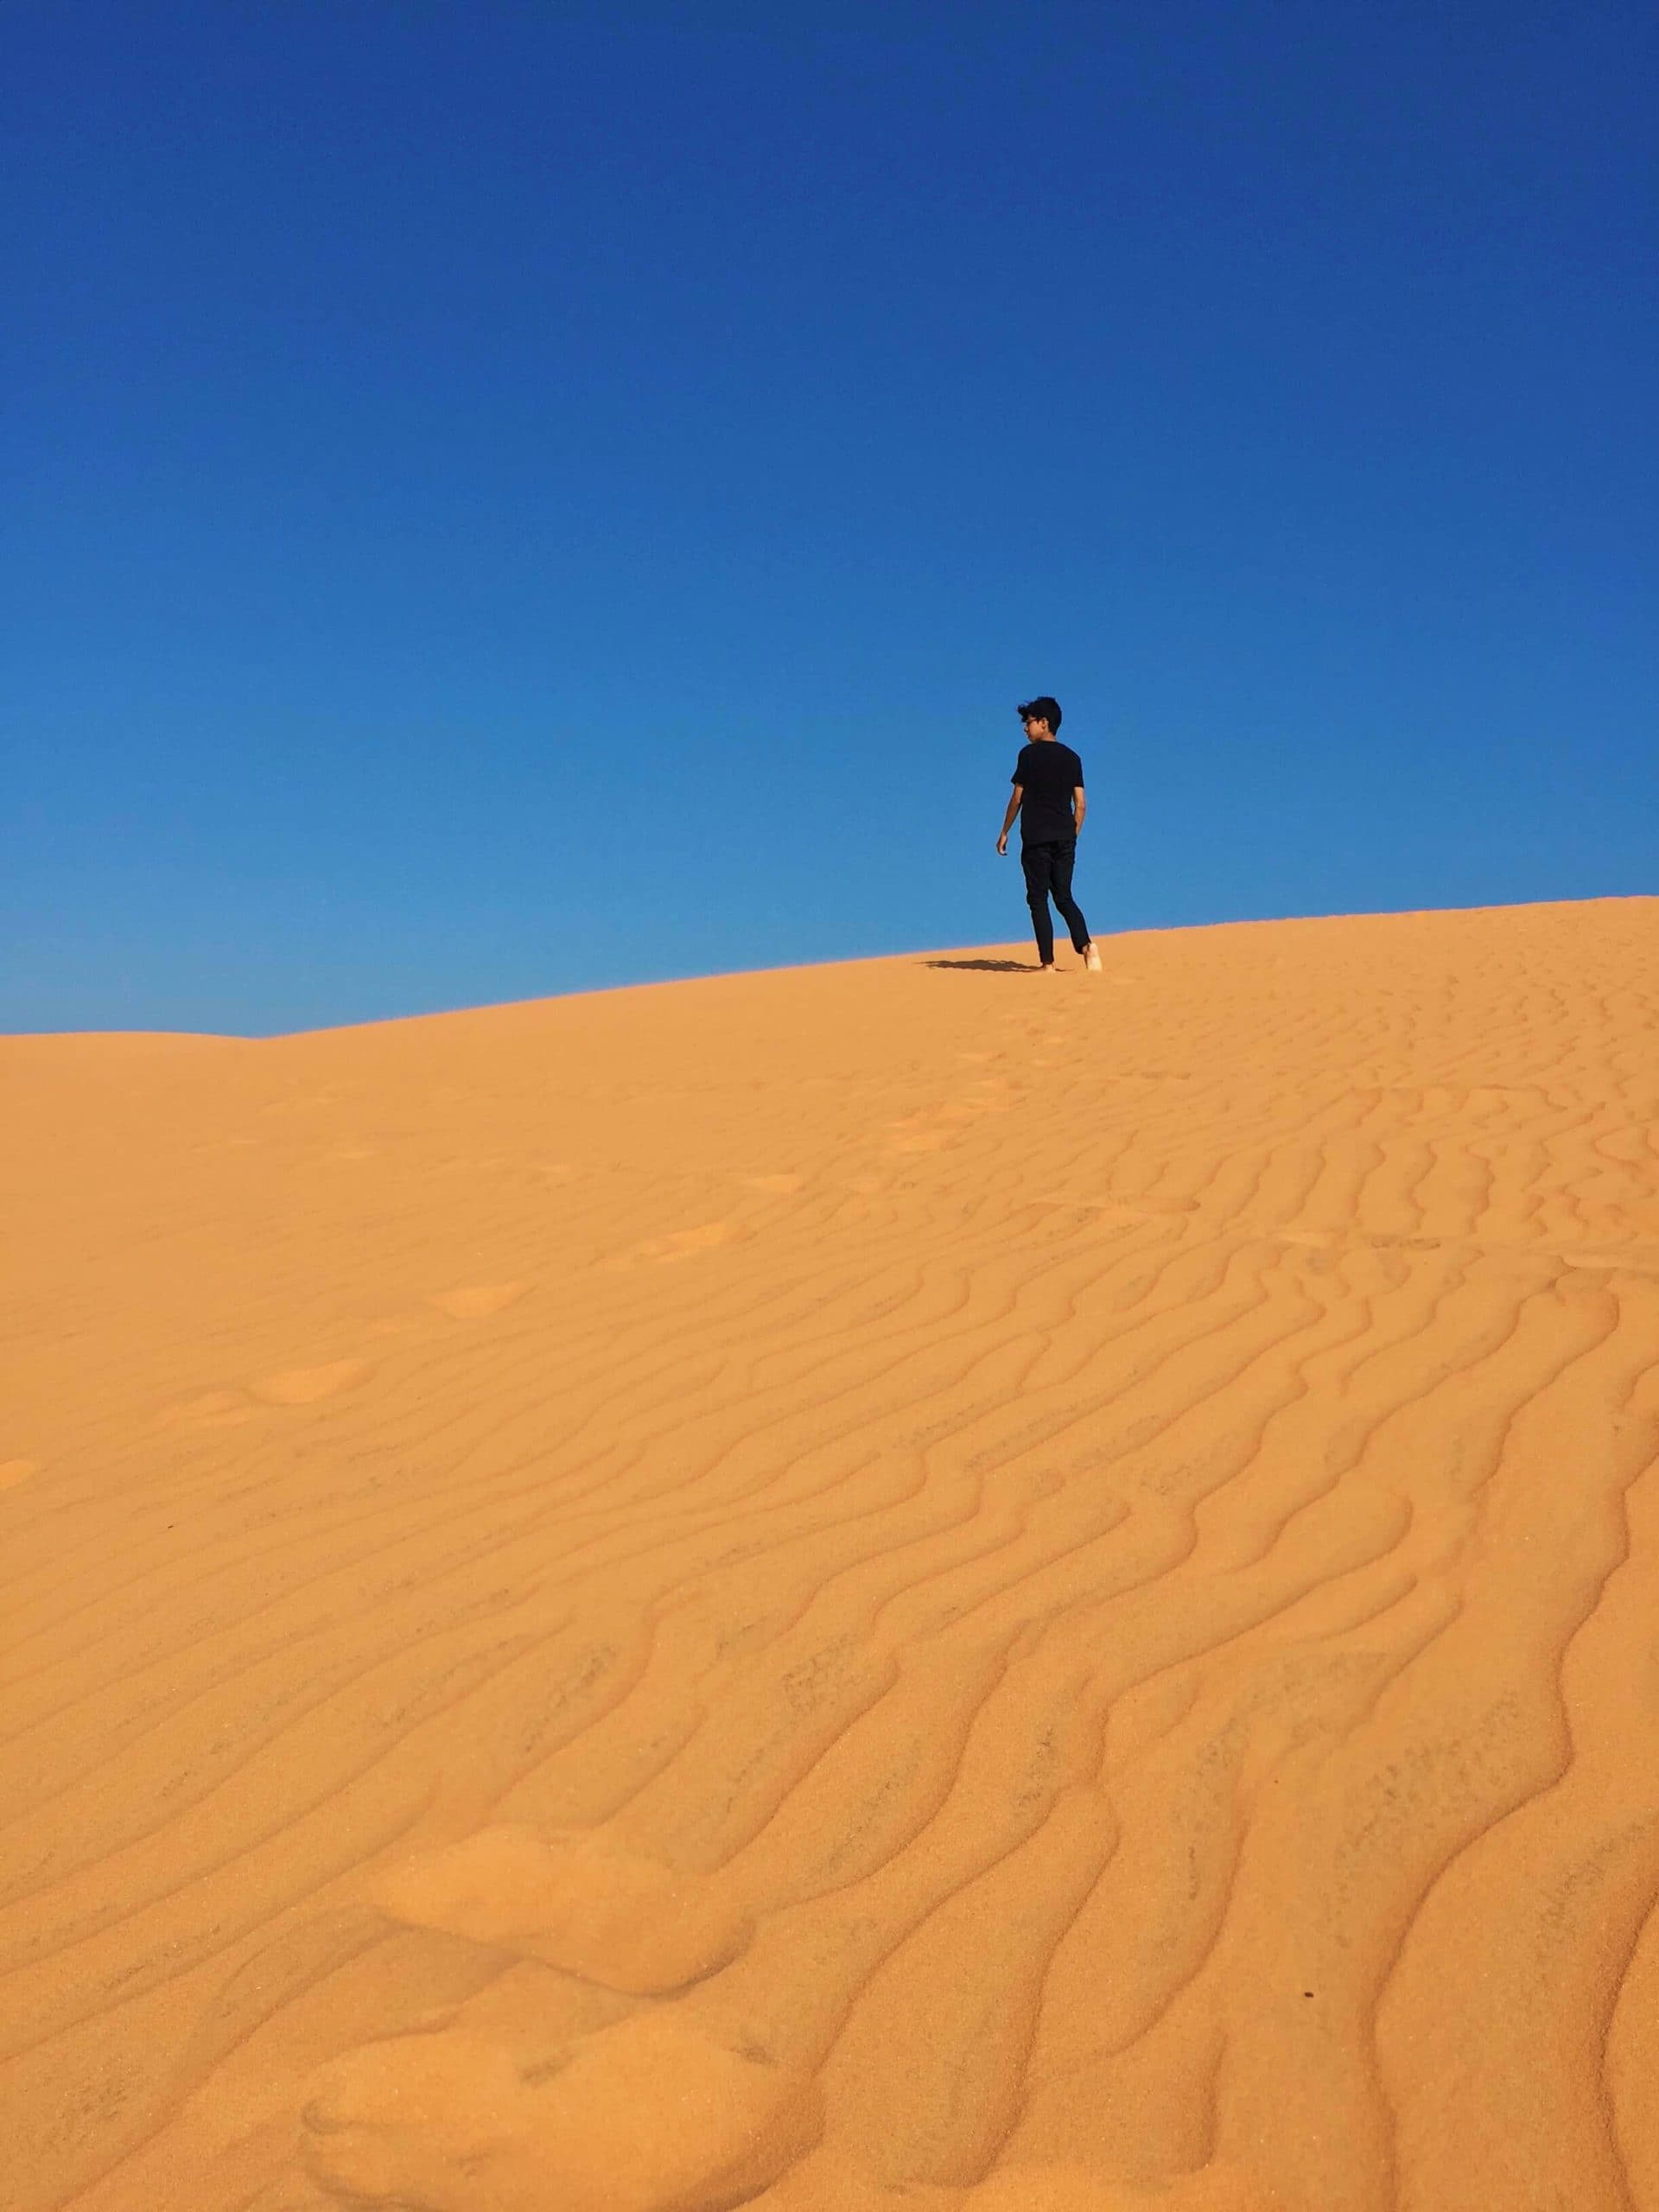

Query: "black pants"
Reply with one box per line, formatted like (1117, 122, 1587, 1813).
(1020, 838, 1090, 964)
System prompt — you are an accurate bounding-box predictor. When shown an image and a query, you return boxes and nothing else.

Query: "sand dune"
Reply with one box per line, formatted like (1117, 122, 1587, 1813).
(3, 897, 1657, 2212)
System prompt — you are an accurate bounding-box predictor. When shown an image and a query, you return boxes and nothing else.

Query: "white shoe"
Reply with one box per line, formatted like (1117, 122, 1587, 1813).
(1084, 942, 1103, 972)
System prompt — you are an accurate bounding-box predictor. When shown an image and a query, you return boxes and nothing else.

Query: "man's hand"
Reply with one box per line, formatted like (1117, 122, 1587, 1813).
(996, 832, 1008, 855)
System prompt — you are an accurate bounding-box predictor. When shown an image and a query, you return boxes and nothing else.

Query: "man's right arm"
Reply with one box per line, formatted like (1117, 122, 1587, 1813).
(997, 786, 1022, 855)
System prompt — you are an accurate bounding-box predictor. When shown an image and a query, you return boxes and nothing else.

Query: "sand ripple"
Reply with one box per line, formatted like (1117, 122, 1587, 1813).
(1, 898, 1656, 2210)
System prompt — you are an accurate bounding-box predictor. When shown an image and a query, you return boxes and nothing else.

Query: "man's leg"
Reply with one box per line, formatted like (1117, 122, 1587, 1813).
(1049, 840, 1091, 955)
(1020, 843, 1057, 966)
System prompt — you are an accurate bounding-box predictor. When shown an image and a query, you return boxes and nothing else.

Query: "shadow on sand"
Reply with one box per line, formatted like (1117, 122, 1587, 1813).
(923, 957, 1038, 974)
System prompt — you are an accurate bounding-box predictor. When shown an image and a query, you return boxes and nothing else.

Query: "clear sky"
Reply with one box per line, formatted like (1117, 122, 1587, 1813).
(6, 0, 1654, 1035)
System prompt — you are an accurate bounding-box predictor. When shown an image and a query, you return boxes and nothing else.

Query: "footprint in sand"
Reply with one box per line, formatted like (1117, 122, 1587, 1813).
(161, 1392, 255, 1431)
(429, 1281, 531, 1320)
(373, 1823, 753, 1993)
(1033, 1198, 1195, 1227)
(609, 1221, 751, 1269)
(250, 1358, 372, 1407)
(882, 1092, 1010, 1156)
(301, 2012, 822, 2212)
(0, 1459, 39, 1491)
(886, 1127, 950, 1155)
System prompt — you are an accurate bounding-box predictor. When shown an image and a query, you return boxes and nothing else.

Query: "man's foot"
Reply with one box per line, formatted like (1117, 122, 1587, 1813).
(1039, 962, 1058, 974)
(1083, 942, 1103, 972)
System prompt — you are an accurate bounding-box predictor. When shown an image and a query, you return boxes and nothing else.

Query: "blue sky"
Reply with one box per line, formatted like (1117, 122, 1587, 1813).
(6, 0, 1654, 1034)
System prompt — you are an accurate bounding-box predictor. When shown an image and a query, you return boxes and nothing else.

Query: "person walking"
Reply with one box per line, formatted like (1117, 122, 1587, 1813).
(996, 696, 1102, 972)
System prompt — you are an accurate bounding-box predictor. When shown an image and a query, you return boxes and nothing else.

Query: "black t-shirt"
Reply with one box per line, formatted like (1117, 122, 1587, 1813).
(1013, 740, 1084, 843)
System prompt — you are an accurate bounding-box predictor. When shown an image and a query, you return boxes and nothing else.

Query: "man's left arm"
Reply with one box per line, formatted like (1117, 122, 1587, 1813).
(1072, 786, 1087, 835)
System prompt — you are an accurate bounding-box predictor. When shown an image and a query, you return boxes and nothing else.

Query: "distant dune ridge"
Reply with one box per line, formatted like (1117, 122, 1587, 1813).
(3, 896, 1658, 2212)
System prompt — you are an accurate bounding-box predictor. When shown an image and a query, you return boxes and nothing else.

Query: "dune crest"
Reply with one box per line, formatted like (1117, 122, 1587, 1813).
(2, 899, 1656, 2210)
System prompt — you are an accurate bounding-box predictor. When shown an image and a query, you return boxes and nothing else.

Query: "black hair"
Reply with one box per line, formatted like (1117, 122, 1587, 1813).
(1017, 695, 1062, 732)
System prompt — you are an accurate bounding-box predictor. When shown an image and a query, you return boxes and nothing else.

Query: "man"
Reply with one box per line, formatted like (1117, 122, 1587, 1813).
(996, 695, 1102, 972)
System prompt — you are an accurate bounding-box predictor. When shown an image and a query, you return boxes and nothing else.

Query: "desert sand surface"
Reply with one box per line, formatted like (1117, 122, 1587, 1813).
(3, 895, 1658, 2212)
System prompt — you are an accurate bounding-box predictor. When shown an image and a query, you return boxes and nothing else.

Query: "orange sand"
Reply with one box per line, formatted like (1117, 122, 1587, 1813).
(3, 898, 1658, 2212)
